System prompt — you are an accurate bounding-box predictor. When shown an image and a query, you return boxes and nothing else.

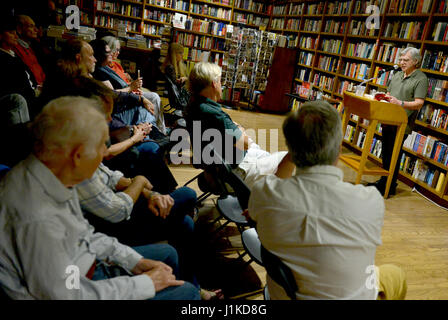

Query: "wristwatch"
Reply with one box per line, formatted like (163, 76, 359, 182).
(401, 100, 404, 107)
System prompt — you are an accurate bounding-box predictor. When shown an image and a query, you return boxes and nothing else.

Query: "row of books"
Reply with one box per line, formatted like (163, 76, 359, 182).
(184, 48, 223, 65)
(344, 124, 356, 143)
(289, 3, 304, 16)
(438, 0, 448, 13)
(303, 19, 321, 32)
(300, 36, 318, 50)
(421, 50, 448, 73)
(337, 79, 357, 95)
(377, 43, 406, 64)
(234, 0, 266, 12)
(432, 22, 448, 42)
(233, 13, 269, 26)
(353, 0, 387, 14)
(94, 15, 140, 32)
(313, 73, 335, 91)
(418, 104, 448, 130)
(346, 42, 376, 59)
(298, 52, 314, 66)
(184, 18, 228, 36)
(143, 22, 162, 36)
(369, 137, 383, 158)
(144, 9, 172, 23)
(400, 157, 445, 191)
(174, 32, 225, 51)
(326, 1, 351, 15)
(190, 4, 231, 20)
(147, 0, 189, 11)
(285, 19, 300, 31)
(383, 21, 427, 40)
(305, 2, 324, 15)
(427, 78, 448, 103)
(321, 39, 342, 54)
(96, 1, 142, 18)
(404, 131, 448, 165)
(349, 20, 377, 37)
(323, 20, 347, 34)
(373, 67, 395, 86)
(271, 18, 285, 30)
(277, 34, 298, 48)
(273, 4, 287, 15)
(321, 38, 343, 54)
(388, 0, 433, 14)
(296, 68, 312, 82)
(317, 55, 339, 73)
(342, 61, 370, 80)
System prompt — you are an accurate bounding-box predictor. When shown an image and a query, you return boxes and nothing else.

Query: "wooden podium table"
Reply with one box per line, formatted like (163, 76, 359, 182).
(340, 91, 408, 198)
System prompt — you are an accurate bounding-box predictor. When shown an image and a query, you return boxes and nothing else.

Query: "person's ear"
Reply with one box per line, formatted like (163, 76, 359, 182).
(75, 53, 81, 64)
(70, 144, 84, 168)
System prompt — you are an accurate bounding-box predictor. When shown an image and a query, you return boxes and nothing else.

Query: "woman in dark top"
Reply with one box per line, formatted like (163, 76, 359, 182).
(91, 39, 166, 133)
(161, 43, 190, 110)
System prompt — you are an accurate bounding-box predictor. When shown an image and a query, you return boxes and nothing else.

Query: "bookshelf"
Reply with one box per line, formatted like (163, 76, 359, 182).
(277, 0, 448, 204)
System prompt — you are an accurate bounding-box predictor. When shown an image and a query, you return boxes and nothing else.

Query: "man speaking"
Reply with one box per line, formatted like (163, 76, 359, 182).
(369, 47, 428, 196)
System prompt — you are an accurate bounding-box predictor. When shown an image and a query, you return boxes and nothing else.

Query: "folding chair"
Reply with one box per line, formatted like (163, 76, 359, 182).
(260, 245, 298, 300)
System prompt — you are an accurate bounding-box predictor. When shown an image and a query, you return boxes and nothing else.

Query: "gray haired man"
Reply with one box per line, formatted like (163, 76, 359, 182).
(248, 100, 407, 300)
(0, 96, 199, 300)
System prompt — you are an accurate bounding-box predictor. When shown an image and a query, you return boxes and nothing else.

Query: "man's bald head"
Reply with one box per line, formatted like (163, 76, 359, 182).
(16, 15, 38, 41)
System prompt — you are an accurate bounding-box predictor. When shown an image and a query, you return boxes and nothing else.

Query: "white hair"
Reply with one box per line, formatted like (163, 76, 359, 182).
(32, 96, 108, 162)
(400, 47, 422, 67)
(189, 62, 222, 96)
(101, 36, 120, 52)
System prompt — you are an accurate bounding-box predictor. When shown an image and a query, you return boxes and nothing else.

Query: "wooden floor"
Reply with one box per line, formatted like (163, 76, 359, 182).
(169, 107, 448, 300)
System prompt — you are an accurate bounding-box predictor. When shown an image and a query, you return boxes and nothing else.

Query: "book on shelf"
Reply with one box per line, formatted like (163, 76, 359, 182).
(388, 0, 433, 13)
(344, 124, 356, 142)
(432, 22, 448, 42)
(422, 50, 448, 73)
(427, 78, 448, 103)
(436, 172, 445, 192)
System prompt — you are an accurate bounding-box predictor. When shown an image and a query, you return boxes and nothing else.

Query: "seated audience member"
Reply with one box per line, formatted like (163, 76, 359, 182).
(161, 42, 191, 110)
(101, 36, 166, 134)
(0, 93, 32, 168)
(39, 73, 178, 194)
(185, 62, 294, 189)
(0, 16, 36, 112)
(13, 15, 46, 89)
(90, 39, 165, 134)
(0, 96, 199, 300)
(76, 162, 199, 287)
(248, 100, 407, 300)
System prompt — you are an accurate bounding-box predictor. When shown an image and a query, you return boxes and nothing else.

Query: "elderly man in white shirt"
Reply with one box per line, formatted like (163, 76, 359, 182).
(248, 100, 407, 300)
(0, 96, 199, 300)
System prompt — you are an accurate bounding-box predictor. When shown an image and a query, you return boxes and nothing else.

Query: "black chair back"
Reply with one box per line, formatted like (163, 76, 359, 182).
(212, 149, 251, 210)
(162, 72, 188, 111)
(260, 245, 298, 300)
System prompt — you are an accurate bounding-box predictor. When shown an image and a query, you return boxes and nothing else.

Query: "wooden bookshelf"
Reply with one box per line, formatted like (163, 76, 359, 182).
(287, 0, 448, 204)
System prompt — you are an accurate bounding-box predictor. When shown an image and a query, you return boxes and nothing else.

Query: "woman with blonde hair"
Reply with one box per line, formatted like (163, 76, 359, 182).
(161, 42, 190, 110)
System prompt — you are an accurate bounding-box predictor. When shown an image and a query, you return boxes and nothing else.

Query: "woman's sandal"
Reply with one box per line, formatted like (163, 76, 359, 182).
(200, 288, 224, 300)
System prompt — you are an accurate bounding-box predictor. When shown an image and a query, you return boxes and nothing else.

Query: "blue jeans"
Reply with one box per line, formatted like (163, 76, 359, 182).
(114, 106, 157, 127)
(92, 243, 200, 300)
(86, 187, 198, 286)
